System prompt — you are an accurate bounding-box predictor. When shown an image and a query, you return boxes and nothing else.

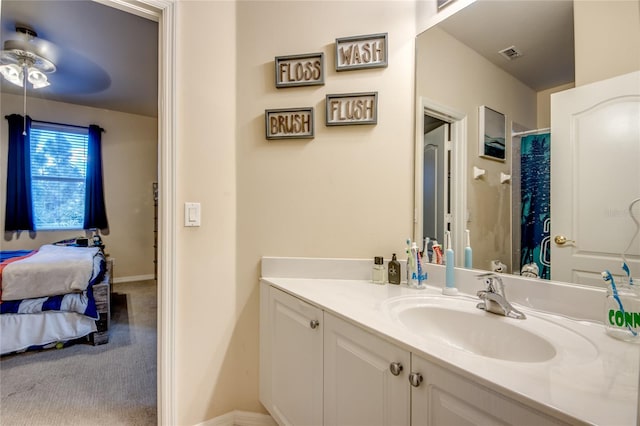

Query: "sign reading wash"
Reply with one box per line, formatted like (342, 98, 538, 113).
(265, 108, 314, 140)
(335, 33, 388, 71)
(326, 92, 378, 126)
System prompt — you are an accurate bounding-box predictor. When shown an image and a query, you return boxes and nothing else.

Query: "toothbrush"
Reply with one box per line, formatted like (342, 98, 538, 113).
(602, 270, 637, 337)
(406, 239, 415, 270)
(416, 248, 424, 286)
(621, 197, 640, 285)
(444, 231, 455, 289)
(464, 229, 473, 269)
(423, 237, 430, 262)
(622, 262, 633, 286)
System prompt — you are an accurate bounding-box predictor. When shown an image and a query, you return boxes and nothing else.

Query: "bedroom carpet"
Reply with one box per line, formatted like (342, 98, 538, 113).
(0, 280, 157, 426)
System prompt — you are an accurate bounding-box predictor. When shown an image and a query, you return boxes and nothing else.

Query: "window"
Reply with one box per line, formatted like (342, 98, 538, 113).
(30, 122, 89, 230)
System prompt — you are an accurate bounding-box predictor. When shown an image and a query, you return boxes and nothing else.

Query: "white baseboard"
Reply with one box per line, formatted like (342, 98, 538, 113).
(113, 274, 155, 283)
(197, 410, 277, 426)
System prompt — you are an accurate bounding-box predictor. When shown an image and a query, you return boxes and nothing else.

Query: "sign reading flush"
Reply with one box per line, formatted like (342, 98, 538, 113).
(326, 92, 378, 126)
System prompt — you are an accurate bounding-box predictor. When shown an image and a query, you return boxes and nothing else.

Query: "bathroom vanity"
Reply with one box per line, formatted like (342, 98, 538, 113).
(259, 257, 639, 426)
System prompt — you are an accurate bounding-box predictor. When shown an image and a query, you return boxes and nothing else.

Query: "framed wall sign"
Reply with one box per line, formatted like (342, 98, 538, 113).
(437, 0, 456, 11)
(478, 105, 506, 161)
(335, 33, 388, 71)
(265, 107, 314, 140)
(275, 53, 324, 88)
(325, 92, 378, 126)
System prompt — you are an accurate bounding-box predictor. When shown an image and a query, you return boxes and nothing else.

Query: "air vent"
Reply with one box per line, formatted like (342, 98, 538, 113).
(498, 46, 523, 61)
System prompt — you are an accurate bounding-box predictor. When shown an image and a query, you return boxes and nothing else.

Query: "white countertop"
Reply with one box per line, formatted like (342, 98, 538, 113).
(261, 272, 639, 425)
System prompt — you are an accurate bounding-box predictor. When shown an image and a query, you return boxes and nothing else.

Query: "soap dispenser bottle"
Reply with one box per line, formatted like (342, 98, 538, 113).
(388, 253, 401, 284)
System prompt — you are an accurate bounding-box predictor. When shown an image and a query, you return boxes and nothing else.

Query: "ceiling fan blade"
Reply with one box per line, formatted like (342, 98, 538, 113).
(50, 47, 111, 94)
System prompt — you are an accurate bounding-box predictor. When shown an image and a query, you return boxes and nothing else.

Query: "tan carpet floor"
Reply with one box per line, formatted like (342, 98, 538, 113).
(0, 280, 157, 426)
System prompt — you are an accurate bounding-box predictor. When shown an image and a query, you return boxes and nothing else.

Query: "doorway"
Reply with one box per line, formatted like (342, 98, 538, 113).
(423, 115, 448, 248)
(99, 1, 175, 423)
(414, 98, 467, 262)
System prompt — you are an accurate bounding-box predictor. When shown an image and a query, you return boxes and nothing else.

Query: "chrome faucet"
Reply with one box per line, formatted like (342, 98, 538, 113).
(476, 273, 526, 319)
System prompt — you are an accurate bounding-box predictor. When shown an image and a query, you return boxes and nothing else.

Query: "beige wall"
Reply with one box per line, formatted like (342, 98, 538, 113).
(536, 82, 575, 129)
(174, 0, 416, 424)
(175, 1, 238, 423)
(538, 0, 639, 129)
(0, 93, 157, 279)
(574, 0, 640, 87)
(415, 26, 537, 274)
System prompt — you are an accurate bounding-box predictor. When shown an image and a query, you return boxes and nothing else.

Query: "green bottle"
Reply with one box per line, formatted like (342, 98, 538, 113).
(388, 253, 401, 285)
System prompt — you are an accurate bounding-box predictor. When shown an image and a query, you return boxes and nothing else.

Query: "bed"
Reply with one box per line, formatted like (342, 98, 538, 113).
(0, 244, 110, 355)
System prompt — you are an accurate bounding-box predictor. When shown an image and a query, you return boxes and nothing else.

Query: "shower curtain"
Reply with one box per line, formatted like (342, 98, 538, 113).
(520, 133, 551, 279)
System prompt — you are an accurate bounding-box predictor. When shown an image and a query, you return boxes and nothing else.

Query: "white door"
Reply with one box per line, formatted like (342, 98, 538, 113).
(323, 313, 410, 426)
(551, 71, 640, 286)
(423, 122, 449, 246)
(266, 287, 323, 426)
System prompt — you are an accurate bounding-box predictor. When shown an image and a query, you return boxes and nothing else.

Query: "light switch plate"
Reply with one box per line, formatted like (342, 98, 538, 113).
(184, 202, 201, 227)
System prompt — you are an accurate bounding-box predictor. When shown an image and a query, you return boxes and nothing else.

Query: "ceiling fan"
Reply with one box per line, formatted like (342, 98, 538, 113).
(0, 25, 56, 89)
(0, 20, 111, 98)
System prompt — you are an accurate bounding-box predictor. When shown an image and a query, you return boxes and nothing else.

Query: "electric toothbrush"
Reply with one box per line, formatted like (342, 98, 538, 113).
(464, 229, 473, 269)
(443, 231, 458, 295)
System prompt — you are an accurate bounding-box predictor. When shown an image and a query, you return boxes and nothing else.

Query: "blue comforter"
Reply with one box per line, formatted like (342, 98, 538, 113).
(0, 290, 99, 319)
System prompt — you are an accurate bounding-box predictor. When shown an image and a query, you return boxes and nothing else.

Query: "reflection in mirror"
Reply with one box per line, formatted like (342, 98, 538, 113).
(422, 115, 448, 250)
(414, 100, 466, 267)
(415, 0, 640, 286)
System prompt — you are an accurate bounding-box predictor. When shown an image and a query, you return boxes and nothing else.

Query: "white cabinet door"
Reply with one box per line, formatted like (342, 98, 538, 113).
(324, 312, 410, 426)
(410, 354, 570, 426)
(260, 284, 323, 426)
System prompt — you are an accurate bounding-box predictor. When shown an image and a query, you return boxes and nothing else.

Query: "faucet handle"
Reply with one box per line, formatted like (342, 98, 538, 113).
(476, 272, 497, 292)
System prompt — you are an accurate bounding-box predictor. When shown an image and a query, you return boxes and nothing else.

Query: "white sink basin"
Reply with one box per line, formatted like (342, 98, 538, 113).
(382, 294, 598, 363)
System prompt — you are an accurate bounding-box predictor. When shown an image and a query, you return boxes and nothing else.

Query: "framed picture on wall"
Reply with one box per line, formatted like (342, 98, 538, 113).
(265, 107, 315, 140)
(335, 33, 388, 71)
(478, 105, 506, 161)
(437, 0, 456, 11)
(275, 53, 324, 88)
(325, 92, 378, 126)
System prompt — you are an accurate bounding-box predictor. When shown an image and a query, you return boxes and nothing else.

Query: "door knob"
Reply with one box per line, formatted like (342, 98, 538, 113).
(389, 362, 403, 376)
(554, 235, 575, 246)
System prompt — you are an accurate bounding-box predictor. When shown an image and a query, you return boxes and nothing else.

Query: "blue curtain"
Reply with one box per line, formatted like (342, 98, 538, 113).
(4, 114, 34, 232)
(84, 124, 109, 230)
(520, 133, 551, 279)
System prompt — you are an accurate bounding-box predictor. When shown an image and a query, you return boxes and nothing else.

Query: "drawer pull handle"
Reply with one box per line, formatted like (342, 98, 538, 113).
(389, 362, 403, 376)
(409, 372, 423, 387)
(309, 320, 320, 329)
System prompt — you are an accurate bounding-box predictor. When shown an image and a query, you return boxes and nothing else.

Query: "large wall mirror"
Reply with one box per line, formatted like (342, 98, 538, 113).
(415, 0, 640, 287)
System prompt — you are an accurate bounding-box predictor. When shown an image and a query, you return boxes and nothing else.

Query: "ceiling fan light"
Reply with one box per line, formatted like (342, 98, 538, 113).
(0, 63, 24, 87)
(28, 68, 50, 88)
